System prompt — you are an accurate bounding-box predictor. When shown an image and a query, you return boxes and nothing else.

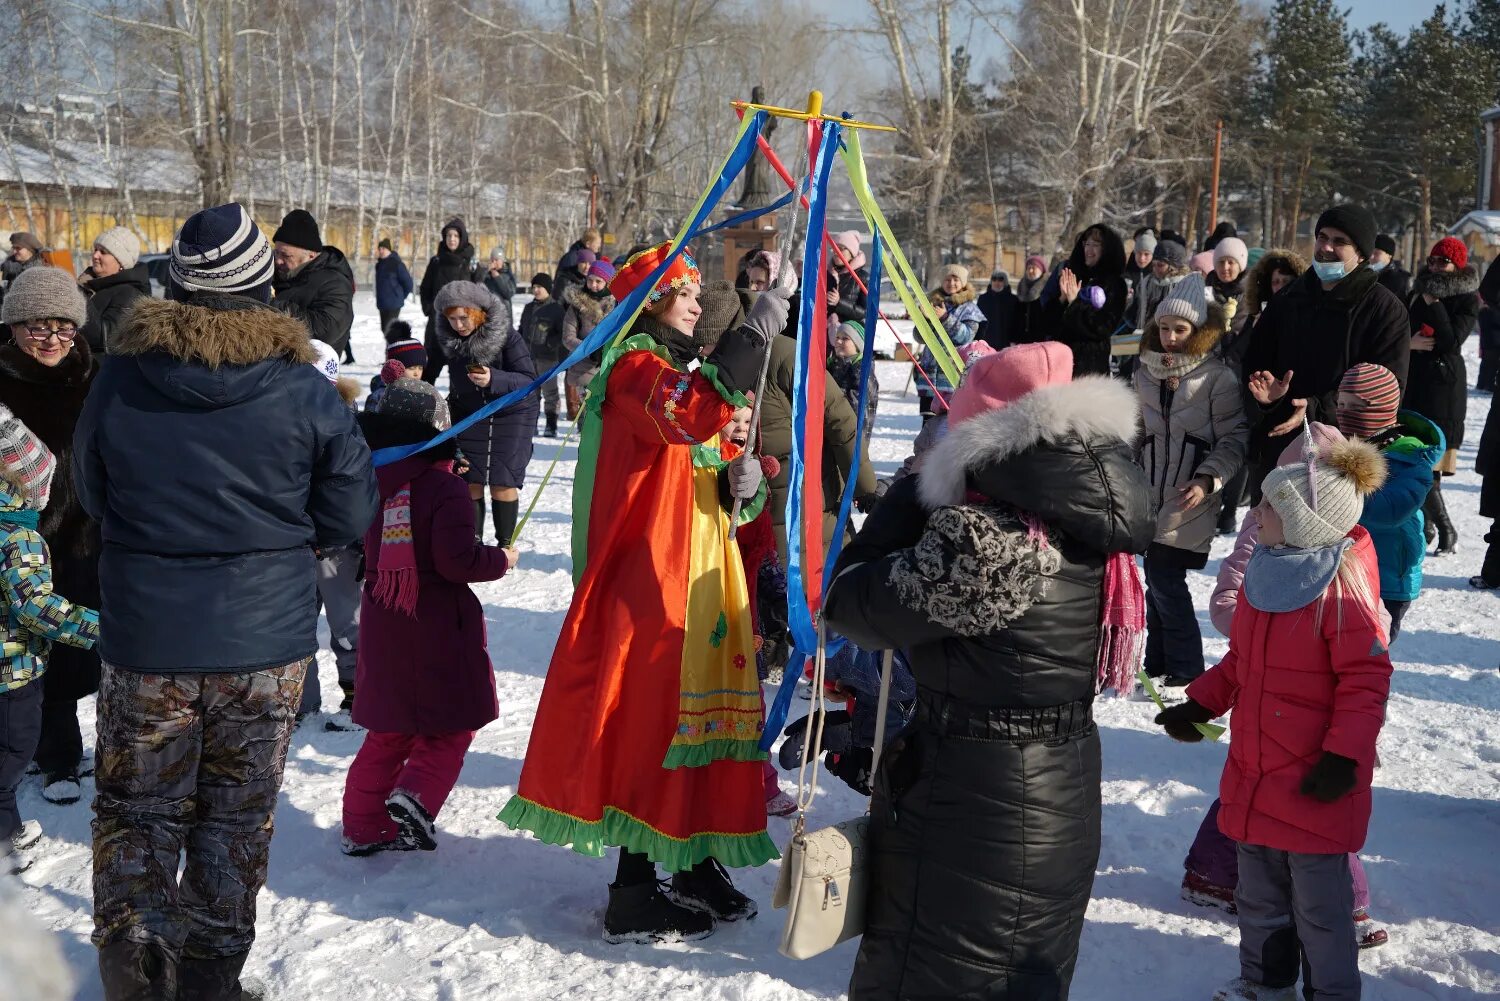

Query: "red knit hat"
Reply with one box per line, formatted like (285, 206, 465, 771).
(1429, 236, 1468, 270)
(609, 243, 702, 304)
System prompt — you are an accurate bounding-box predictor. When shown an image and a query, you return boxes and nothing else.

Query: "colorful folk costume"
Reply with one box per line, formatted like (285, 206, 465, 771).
(500, 244, 788, 942)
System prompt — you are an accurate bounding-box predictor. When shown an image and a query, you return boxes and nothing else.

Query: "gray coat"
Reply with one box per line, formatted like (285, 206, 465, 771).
(1133, 309, 1247, 559)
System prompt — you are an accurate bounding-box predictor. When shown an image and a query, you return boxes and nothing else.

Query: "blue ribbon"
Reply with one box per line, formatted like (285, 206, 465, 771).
(760, 121, 842, 751)
(371, 112, 774, 467)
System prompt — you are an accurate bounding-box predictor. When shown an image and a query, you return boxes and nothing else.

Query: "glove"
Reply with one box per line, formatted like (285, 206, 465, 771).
(742, 282, 793, 344)
(1154, 698, 1216, 743)
(855, 492, 880, 515)
(727, 452, 764, 499)
(1300, 751, 1358, 802)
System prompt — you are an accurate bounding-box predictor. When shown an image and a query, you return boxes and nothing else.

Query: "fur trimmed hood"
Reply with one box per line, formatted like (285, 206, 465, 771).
(1413, 264, 1480, 301)
(1244, 248, 1308, 316)
(113, 294, 316, 368)
(562, 282, 616, 328)
(919, 376, 1140, 509)
(929, 284, 977, 307)
(433, 284, 512, 366)
(336, 375, 362, 406)
(1142, 302, 1228, 356)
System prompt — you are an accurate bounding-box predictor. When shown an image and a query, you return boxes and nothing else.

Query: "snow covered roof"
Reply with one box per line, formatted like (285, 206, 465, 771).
(1451, 210, 1500, 243)
(1483, 105, 1500, 122)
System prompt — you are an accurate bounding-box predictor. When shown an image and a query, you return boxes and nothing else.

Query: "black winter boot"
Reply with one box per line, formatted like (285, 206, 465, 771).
(492, 498, 519, 548)
(386, 790, 437, 851)
(669, 857, 757, 922)
(179, 951, 264, 1001)
(98, 941, 177, 1001)
(472, 498, 487, 544)
(1432, 480, 1458, 555)
(605, 880, 716, 944)
(543, 412, 558, 438)
(1422, 483, 1440, 547)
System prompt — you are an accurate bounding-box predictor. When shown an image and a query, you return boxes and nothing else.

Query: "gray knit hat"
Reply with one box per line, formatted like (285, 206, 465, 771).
(378, 375, 451, 431)
(0, 266, 87, 327)
(1152, 239, 1189, 270)
(94, 227, 141, 270)
(1154, 273, 1209, 327)
(1135, 232, 1158, 255)
(1263, 438, 1387, 550)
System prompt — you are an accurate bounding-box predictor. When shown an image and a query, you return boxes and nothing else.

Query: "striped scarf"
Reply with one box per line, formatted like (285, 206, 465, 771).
(371, 485, 419, 616)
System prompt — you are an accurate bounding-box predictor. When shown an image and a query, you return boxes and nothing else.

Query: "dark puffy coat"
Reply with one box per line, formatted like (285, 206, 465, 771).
(353, 413, 508, 733)
(420, 238, 478, 320)
(1376, 261, 1413, 302)
(271, 247, 356, 356)
(1037, 224, 1129, 377)
(433, 283, 537, 488)
(976, 284, 1020, 348)
(73, 293, 379, 673)
(826, 375, 1153, 1001)
(79, 264, 151, 353)
(1405, 265, 1480, 453)
(832, 265, 869, 325)
(1241, 266, 1410, 484)
(374, 252, 414, 311)
(1206, 271, 1250, 373)
(478, 264, 517, 301)
(519, 297, 566, 363)
(0, 340, 100, 701)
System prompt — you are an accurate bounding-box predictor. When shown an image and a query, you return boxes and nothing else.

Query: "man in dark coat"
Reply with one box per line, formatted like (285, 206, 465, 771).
(78, 227, 151, 354)
(1370, 233, 1413, 302)
(270, 209, 356, 360)
(75, 202, 378, 1001)
(976, 268, 1019, 348)
(1242, 204, 1411, 500)
(477, 248, 517, 301)
(373, 238, 414, 334)
(1035, 221, 1129, 376)
(419, 216, 478, 385)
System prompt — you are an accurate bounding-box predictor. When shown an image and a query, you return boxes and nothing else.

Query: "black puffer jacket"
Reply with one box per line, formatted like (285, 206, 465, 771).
(271, 247, 356, 356)
(0, 340, 100, 700)
(79, 263, 151, 353)
(1036, 223, 1129, 377)
(433, 283, 537, 488)
(1405, 265, 1480, 453)
(73, 293, 378, 673)
(826, 375, 1153, 1001)
(1241, 265, 1410, 487)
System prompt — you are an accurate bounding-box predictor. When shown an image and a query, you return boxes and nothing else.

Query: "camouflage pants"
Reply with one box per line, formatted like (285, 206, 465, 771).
(91, 658, 307, 960)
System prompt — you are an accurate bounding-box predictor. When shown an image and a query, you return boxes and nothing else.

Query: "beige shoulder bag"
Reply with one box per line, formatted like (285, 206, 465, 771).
(772, 621, 895, 960)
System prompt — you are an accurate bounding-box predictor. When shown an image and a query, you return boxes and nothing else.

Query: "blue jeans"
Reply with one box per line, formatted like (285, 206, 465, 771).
(1144, 556, 1203, 681)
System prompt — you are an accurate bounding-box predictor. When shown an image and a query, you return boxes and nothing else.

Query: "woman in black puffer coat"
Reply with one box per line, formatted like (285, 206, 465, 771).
(1033, 222, 1129, 377)
(826, 342, 1153, 1001)
(433, 281, 536, 546)
(1405, 238, 1482, 554)
(419, 216, 478, 386)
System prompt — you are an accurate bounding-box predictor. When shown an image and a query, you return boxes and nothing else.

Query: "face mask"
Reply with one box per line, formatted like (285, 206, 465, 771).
(1311, 259, 1347, 284)
(1367, 260, 1388, 272)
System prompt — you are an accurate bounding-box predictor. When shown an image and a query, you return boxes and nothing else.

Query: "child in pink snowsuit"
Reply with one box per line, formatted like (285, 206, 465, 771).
(341, 370, 515, 854)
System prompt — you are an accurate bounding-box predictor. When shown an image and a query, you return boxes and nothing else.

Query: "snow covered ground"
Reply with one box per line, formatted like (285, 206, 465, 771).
(12, 292, 1500, 1000)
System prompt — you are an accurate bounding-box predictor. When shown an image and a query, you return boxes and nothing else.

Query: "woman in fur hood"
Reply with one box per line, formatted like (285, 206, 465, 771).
(560, 261, 617, 420)
(1242, 248, 1309, 328)
(1133, 274, 1248, 686)
(433, 281, 538, 547)
(1405, 237, 1482, 555)
(825, 341, 1154, 999)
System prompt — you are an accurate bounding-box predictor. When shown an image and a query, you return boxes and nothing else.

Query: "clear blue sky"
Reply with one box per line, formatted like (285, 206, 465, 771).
(1347, 0, 1430, 33)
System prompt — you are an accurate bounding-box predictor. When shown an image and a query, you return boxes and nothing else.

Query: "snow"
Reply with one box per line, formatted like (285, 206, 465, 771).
(10, 292, 1500, 1000)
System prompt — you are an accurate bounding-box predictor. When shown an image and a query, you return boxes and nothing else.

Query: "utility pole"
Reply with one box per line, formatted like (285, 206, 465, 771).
(1208, 119, 1224, 229)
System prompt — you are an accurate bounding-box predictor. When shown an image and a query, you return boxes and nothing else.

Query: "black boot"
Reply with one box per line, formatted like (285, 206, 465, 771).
(669, 857, 757, 922)
(1422, 483, 1440, 547)
(179, 951, 263, 1001)
(543, 412, 558, 438)
(98, 941, 177, 1001)
(1432, 480, 1458, 555)
(605, 879, 716, 944)
(492, 498, 519, 548)
(473, 498, 486, 544)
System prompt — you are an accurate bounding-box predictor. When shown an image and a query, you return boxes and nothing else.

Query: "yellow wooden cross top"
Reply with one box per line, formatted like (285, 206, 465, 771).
(730, 90, 898, 133)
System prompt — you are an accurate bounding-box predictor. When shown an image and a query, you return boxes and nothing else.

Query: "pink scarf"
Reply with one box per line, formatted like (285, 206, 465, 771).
(1096, 552, 1146, 695)
(371, 485, 419, 616)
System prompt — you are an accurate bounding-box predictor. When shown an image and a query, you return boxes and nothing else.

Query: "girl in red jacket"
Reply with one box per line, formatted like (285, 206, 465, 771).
(1157, 434, 1392, 1001)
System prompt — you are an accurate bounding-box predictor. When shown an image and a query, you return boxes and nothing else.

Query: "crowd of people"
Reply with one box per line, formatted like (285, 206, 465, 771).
(0, 192, 1492, 1001)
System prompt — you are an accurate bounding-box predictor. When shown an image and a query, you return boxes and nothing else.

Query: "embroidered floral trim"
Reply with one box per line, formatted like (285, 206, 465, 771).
(654, 374, 697, 444)
(888, 503, 1063, 636)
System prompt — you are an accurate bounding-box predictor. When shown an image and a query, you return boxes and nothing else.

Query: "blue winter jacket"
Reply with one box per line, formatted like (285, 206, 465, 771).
(1359, 410, 1444, 603)
(374, 252, 415, 311)
(73, 293, 379, 673)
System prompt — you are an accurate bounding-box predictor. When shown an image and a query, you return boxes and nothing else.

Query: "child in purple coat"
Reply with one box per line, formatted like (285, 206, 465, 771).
(341, 377, 516, 855)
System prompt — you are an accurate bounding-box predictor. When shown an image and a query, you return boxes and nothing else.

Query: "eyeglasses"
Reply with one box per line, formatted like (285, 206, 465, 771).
(21, 323, 77, 342)
(1427, 256, 1453, 269)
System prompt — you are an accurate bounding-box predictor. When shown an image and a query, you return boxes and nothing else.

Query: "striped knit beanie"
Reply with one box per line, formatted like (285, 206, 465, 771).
(169, 203, 274, 303)
(1336, 363, 1401, 441)
(0, 404, 55, 510)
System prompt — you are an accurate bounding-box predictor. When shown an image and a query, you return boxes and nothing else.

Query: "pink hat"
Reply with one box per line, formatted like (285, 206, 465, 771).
(947, 341, 1073, 427)
(1275, 420, 1343, 465)
(1190, 250, 1215, 275)
(958, 340, 997, 365)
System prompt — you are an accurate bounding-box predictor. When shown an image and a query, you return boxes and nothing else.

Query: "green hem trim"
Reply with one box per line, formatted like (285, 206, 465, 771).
(734, 480, 768, 524)
(698, 359, 750, 409)
(661, 737, 768, 770)
(497, 795, 779, 873)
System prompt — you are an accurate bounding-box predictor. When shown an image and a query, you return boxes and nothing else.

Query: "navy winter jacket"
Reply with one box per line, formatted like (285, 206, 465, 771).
(375, 252, 415, 311)
(73, 293, 379, 673)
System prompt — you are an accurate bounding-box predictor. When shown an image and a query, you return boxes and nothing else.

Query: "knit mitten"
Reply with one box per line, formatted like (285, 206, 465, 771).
(1154, 699, 1215, 743)
(1300, 751, 1357, 802)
